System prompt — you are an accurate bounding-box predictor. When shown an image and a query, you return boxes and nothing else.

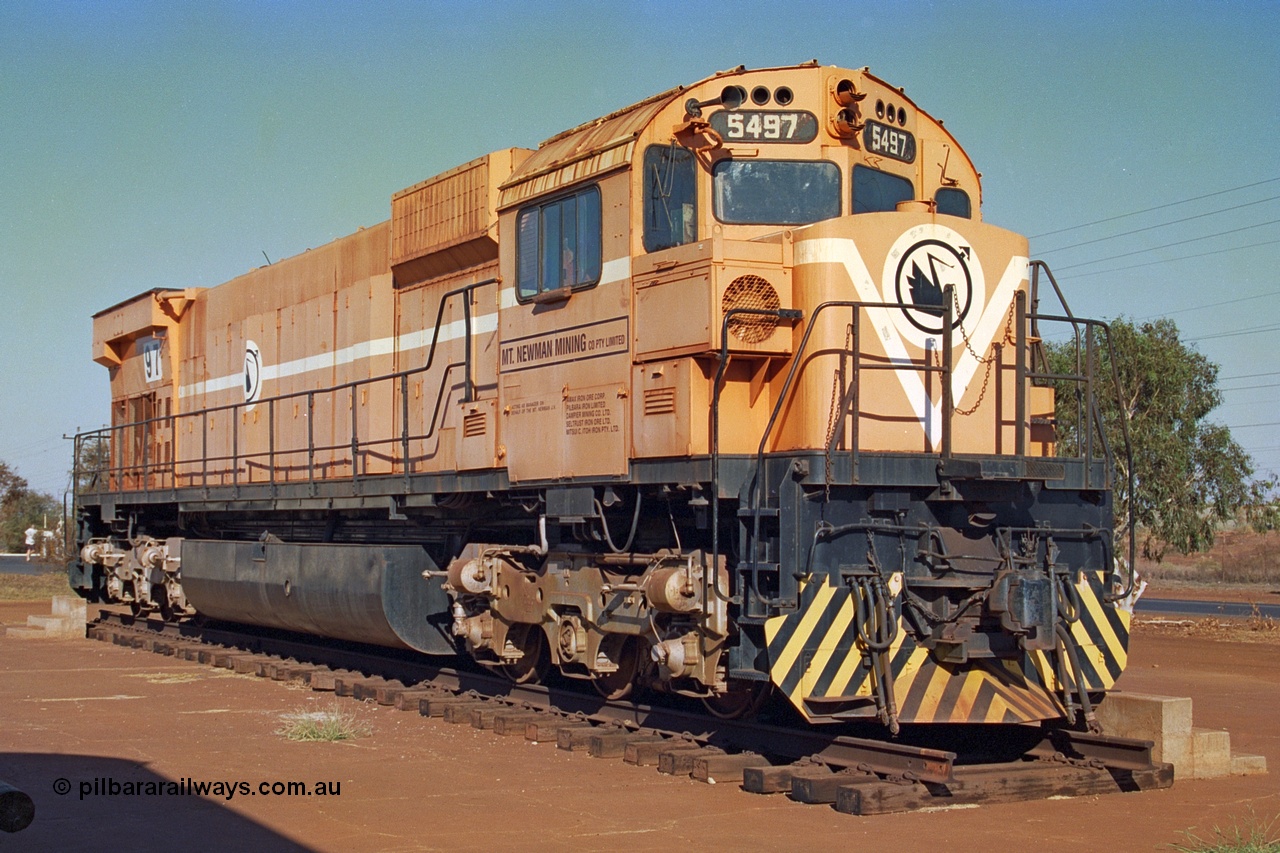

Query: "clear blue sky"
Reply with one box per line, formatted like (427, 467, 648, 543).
(1, 0, 1276, 498)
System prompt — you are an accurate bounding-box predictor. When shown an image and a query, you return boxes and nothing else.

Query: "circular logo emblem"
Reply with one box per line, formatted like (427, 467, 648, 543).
(894, 239, 973, 334)
(882, 225, 984, 349)
(244, 340, 262, 409)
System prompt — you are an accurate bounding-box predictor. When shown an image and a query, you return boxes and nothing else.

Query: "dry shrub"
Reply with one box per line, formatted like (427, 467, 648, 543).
(1246, 604, 1279, 635)
(1140, 529, 1280, 586)
(1218, 533, 1280, 584)
(1134, 613, 1280, 645)
(0, 571, 72, 601)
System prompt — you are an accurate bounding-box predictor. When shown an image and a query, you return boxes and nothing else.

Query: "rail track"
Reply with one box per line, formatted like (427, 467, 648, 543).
(88, 609, 1173, 815)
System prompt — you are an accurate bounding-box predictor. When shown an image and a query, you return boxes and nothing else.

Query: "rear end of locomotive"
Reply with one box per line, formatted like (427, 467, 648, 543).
(68, 62, 1133, 734)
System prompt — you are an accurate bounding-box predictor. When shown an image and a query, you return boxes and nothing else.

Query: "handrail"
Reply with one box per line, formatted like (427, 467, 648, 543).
(1025, 310, 1136, 601)
(710, 306, 803, 606)
(74, 278, 495, 499)
(712, 297, 952, 613)
(711, 278, 1136, 613)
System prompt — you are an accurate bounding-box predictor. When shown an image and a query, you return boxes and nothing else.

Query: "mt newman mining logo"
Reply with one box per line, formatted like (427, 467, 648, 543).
(499, 316, 629, 373)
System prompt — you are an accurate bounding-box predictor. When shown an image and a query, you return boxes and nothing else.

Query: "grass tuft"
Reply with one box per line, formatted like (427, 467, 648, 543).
(275, 706, 372, 742)
(1172, 811, 1280, 852)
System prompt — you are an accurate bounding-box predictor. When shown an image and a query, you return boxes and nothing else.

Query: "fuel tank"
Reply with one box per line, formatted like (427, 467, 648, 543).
(180, 539, 454, 654)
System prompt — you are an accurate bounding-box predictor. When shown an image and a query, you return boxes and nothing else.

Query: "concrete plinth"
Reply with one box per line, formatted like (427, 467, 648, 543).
(1231, 753, 1269, 775)
(1096, 691, 1266, 779)
(3, 595, 86, 639)
(1192, 728, 1232, 779)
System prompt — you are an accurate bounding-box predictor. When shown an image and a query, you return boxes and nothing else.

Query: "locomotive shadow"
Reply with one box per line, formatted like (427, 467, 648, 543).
(0, 753, 313, 852)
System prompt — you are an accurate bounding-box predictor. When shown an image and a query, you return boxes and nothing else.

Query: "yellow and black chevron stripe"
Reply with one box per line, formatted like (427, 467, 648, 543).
(763, 571, 1130, 724)
(1033, 569, 1131, 693)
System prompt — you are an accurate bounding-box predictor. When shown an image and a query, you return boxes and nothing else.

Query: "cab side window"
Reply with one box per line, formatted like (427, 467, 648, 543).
(852, 165, 913, 214)
(517, 186, 602, 300)
(643, 145, 697, 252)
(935, 188, 972, 218)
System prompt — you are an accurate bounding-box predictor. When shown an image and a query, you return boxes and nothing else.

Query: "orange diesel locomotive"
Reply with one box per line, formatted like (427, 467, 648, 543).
(73, 62, 1132, 730)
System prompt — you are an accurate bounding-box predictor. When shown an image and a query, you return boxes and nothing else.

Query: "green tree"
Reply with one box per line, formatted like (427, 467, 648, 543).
(72, 434, 111, 494)
(0, 461, 28, 510)
(1044, 317, 1277, 560)
(0, 461, 62, 554)
(1, 489, 62, 555)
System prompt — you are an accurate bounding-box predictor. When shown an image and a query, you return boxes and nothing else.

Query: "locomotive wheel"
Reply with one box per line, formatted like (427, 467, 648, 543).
(502, 623, 550, 685)
(702, 681, 771, 720)
(154, 585, 174, 622)
(592, 635, 641, 701)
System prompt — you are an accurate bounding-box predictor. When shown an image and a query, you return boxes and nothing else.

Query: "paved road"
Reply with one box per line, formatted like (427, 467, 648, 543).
(0, 554, 63, 576)
(1136, 597, 1280, 619)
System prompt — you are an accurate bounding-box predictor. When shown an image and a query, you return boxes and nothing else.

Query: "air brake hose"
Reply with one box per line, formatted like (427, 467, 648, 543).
(855, 576, 900, 734)
(1055, 622, 1101, 734)
(594, 492, 642, 554)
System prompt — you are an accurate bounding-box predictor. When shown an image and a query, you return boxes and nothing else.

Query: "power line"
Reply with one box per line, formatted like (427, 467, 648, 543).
(1228, 421, 1280, 429)
(1053, 218, 1280, 271)
(1221, 370, 1280, 381)
(1068, 239, 1280, 282)
(1137, 288, 1280, 322)
(1029, 176, 1280, 240)
(1, 434, 64, 453)
(1037, 195, 1280, 255)
(1187, 324, 1280, 343)
(1220, 382, 1280, 393)
(1218, 382, 1280, 393)
(0, 436, 65, 461)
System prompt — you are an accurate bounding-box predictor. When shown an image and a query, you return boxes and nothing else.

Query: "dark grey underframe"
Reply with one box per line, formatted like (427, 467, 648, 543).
(75, 452, 1109, 521)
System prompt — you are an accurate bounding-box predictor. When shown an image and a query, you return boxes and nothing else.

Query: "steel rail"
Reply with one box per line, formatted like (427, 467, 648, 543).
(92, 610, 1170, 808)
(95, 610, 958, 783)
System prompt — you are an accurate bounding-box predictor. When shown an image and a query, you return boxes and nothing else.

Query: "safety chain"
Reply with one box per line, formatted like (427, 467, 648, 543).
(933, 291, 1017, 417)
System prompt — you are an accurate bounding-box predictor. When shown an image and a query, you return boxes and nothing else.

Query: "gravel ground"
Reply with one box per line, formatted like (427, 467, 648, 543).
(1, 600, 1276, 852)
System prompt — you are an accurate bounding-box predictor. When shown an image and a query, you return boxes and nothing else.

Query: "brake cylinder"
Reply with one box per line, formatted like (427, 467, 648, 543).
(642, 565, 700, 613)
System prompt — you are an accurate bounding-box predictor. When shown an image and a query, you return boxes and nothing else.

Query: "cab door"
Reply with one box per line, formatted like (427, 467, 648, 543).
(498, 174, 632, 484)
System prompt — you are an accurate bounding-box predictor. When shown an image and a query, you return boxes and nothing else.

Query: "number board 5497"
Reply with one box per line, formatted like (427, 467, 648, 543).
(709, 110, 819, 144)
(863, 120, 916, 163)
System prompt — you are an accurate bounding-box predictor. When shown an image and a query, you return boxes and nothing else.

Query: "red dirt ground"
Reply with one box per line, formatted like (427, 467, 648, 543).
(1, 600, 1277, 852)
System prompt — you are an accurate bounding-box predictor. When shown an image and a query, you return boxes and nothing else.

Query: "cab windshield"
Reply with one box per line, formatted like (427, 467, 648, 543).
(712, 160, 840, 225)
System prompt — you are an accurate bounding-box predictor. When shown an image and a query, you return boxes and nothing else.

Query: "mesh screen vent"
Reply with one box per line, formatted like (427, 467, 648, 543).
(722, 275, 781, 344)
